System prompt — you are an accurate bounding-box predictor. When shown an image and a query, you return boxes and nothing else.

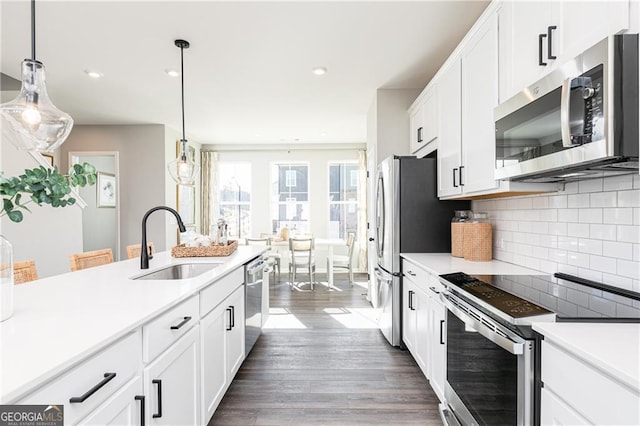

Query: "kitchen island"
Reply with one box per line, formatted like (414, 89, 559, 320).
(0, 245, 266, 424)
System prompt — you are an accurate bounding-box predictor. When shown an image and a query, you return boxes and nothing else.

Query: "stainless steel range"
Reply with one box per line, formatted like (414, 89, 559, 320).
(438, 272, 640, 426)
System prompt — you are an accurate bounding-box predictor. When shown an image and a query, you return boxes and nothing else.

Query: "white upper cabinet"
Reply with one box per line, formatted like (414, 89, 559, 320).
(409, 86, 438, 157)
(500, 0, 629, 102)
(437, 58, 462, 198)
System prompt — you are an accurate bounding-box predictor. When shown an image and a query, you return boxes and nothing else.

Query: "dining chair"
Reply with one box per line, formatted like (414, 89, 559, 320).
(69, 248, 114, 271)
(13, 260, 38, 284)
(126, 242, 155, 260)
(246, 237, 281, 282)
(327, 232, 356, 286)
(288, 237, 316, 291)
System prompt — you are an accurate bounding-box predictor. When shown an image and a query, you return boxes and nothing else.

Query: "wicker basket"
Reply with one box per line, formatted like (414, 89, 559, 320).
(171, 240, 238, 257)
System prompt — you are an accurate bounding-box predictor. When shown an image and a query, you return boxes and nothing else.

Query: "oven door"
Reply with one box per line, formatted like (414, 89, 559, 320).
(441, 294, 534, 426)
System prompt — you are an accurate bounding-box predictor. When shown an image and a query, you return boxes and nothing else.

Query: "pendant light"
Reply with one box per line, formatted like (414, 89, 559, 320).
(167, 39, 199, 186)
(0, 0, 73, 152)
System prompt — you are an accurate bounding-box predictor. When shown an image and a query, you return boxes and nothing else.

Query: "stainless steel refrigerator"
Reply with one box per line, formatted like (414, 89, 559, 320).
(373, 155, 469, 346)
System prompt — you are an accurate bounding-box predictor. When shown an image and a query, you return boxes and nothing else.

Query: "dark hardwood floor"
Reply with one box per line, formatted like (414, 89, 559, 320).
(210, 274, 442, 425)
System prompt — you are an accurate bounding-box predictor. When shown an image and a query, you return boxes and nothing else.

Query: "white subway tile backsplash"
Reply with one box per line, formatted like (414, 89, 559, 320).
(558, 209, 578, 223)
(589, 255, 617, 274)
(578, 208, 603, 224)
(602, 241, 633, 261)
(548, 222, 568, 236)
(603, 175, 634, 191)
(603, 208, 633, 225)
(617, 259, 640, 280)
(579, 178, 603, 193)
(549, 195, 568, 209)
(558, 236, 578, 251)
(589, 294, 617, 316)
(480, 176, 639, 294)
(590, 192, 617, 208)
(590, 224, 617, 241)
(568, 252, 590, 268)
(567, 223, 590, 238)
(568, 193, 590, 208)
(566, 287, 590, 307)
(532, 196, 549, 209)
(617, 225, 640, 244)
(578, 239, 603, 255)
(618, 189, 640, 207)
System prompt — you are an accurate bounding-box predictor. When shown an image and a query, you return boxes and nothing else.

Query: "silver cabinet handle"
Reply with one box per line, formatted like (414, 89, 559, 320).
(406, 270, 416, 277)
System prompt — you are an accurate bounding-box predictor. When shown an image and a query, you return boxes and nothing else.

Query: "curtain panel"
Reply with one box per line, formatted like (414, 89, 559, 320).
(200, 151, 219, 235)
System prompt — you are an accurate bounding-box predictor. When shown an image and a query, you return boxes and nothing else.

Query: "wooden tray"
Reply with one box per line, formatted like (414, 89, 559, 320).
(171, 240, 238, 257)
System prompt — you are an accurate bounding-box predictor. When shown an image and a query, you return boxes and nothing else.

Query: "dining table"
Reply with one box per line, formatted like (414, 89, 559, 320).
(270, 237, 345, 289)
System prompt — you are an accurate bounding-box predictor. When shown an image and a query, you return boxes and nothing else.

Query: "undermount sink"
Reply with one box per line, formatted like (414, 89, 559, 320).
(132, 263, 222, 280)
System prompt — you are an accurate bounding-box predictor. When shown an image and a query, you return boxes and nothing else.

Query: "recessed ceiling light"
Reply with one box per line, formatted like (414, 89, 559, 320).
(165, 69, 180, 77)
(84, 70, 103, 79)
(312, 67, 327, 76)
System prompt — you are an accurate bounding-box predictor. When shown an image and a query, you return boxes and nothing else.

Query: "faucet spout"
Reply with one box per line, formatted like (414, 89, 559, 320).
(141, 206, 187, 269)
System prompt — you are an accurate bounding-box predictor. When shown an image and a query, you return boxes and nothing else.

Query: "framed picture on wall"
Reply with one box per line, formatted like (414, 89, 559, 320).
(42, 153, 54, 167)
(97, 172, 117, 208)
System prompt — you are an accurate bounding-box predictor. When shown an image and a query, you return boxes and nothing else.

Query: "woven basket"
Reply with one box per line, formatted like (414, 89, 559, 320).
(171, 240, 238, 257)
(463, 222, 492, 261)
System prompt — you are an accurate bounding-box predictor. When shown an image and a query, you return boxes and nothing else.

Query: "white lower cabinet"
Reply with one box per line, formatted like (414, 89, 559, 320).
(201, 284, 245, 422)
(144, 325, 200, 426)
(78, 377, 144, 426)
(402, 259, 447, 401)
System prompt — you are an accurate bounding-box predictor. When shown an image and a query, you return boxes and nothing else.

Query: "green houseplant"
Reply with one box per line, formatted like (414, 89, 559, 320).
(0, 163, 97, 223)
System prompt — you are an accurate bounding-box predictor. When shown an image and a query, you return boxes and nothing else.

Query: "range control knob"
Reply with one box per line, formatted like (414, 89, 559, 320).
(582, 87, 596, 99)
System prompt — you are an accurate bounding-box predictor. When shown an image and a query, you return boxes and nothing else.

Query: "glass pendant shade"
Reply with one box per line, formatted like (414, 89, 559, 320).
(168, 139, 199, 185)
(0, 59, 74, 152)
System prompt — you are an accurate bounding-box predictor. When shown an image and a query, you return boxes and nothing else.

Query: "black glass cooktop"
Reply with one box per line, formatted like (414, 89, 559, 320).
(440, 272, 640, 322)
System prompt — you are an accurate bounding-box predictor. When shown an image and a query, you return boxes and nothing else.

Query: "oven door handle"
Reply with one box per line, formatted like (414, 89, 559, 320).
(442, 296, 524, 355)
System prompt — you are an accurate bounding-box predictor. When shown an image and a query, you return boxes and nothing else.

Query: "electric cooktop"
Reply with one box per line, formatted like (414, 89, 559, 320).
(439, 272, 640, 324)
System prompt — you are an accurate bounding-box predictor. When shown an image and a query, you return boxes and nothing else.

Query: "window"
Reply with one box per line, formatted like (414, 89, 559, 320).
(328, 162, 358, 239)
(271, 163, 309, 235)
(217, 162, 251, 239)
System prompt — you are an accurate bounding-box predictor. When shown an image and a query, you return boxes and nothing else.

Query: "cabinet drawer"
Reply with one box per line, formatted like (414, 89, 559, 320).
(143, 296, 198, 363)
(200, 267, 244, 318)
(542, 340, 640, 425)
(541, 387, 590, 426)
(18, 331, 141, 425)
(402, 259, 429, 287)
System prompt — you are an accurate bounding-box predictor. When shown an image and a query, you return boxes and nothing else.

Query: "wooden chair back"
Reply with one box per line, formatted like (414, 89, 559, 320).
(245, 237, 271, 246)
(14, 260, 38, 284)
(126, 243, 155, 259)
(69, 249, 114, 271)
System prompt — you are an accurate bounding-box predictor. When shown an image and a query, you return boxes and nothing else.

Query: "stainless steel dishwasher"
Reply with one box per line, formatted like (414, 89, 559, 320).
(245, 257, 265, 356)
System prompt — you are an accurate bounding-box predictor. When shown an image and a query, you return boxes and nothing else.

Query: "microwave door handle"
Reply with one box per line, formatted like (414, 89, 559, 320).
(560, 77, 574, 147)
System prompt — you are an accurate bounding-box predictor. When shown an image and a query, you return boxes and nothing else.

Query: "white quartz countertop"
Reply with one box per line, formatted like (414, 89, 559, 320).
(533, 322, 640, 391)
(0, 246, 266, 403)
(400, 253, 546, 276)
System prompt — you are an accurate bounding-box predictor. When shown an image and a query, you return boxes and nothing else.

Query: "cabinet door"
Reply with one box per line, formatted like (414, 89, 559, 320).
(226, 285, 246, 379)
(428, 294, 447, 403)
(500, 1, 555, 101)
(79, 377, 143, 426)
(437, 58, 462, 198)
(414, 287, 430, 376)
(201, 301, 229, 423)
(461, 12, 500, 195)
(402, 280, 417, 354)
(144, 326, 200, 426)
(558, 1, 629, 63)
(409, 103, 424, 154)
(422, 88, 438, 146)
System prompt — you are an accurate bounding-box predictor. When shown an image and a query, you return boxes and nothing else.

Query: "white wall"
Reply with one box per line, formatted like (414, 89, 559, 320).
(204, 144, 365, 271)
(0, 135, 83, 277)
(60, 125, 169, 257)
(472, 175, 640, 293)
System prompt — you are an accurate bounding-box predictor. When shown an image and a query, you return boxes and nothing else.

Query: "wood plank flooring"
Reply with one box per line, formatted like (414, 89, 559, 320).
(210, 274, 442, 425)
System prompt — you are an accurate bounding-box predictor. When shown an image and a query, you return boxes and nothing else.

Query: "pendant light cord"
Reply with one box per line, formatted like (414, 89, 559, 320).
(31, 0, 36, 60)
(180, 44, 186, 141)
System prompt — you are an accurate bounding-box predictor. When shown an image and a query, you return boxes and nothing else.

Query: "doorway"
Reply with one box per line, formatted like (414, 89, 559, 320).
(69, 151, 121, 260)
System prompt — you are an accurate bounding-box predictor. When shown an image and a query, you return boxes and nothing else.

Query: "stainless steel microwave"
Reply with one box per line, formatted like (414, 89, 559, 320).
(494, 34, 638, 183)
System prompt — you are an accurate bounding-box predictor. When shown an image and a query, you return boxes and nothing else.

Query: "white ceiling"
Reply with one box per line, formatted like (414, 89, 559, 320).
(1, 0, 489, 145)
